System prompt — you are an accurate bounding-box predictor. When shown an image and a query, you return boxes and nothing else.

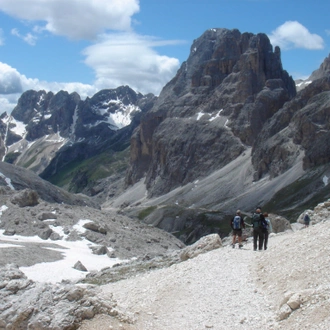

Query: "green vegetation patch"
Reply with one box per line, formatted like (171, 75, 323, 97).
(48, 147, 130, 192)
(23, 155, 37, 168)
(138, 206, 157, 220)
(4, 152, 21, 164)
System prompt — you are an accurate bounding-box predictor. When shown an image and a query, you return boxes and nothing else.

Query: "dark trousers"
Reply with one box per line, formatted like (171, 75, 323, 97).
(253, 228, 264, 250)
(264, 230, 269, 250)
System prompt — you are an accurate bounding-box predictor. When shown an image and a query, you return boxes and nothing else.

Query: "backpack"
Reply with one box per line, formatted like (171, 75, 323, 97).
(252, 213, 261, 228)
(233, 215, 241, 229)
(265, 219, 270, 230)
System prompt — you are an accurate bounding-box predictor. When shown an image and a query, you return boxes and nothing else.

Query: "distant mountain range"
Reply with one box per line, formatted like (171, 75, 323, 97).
(1, 28, 330, 244)
(0, 86, 157, 193)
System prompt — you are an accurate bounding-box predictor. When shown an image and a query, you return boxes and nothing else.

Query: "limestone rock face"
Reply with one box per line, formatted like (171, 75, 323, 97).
(309, 54, 330, 81)
(126, 28, 296, 196)
(252, 76, 330, 180)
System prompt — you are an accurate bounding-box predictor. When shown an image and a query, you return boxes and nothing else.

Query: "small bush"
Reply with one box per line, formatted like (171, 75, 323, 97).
(138, 206, 157, 220)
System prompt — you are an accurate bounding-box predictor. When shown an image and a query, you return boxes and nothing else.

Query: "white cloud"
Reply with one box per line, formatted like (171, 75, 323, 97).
(83, 32, 180, 95)
(0, 0, 182, 102)
(0, 0, 140, 40)
(0, 94, 20, 114)
(11, 28, 37, 46)
(0, 62, 23, 94)
(0, 61, 98, 114)
(269, 21, 324, 50)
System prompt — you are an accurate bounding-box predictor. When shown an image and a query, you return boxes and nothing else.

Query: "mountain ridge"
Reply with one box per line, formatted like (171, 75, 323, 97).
(0, 28, 330, 244)
(0, 26, 330, 329)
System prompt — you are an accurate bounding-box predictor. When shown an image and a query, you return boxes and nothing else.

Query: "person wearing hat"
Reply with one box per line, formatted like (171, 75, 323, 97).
(230, 210, 245, 248)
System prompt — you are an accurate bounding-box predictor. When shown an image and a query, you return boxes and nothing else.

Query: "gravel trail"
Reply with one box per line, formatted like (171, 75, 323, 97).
(80, 242, 277, 330)
(79, 220, 330, 330)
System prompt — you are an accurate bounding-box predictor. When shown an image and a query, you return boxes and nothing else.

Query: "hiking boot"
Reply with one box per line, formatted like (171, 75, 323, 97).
(239, 244, 243, 249)
(232, 244, 235, 248)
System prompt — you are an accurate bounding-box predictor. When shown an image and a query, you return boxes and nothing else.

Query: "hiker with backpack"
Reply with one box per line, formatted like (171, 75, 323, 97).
(304, 212, 310, 227)
(230, 210, 245, 248)
(251, 208, 267, 251)
(263, 212, 272, 250)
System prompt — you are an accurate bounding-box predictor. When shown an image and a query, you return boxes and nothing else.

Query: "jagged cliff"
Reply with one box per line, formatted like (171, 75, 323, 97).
(126, 28, 296, 196)
(111, 28, 330, 243)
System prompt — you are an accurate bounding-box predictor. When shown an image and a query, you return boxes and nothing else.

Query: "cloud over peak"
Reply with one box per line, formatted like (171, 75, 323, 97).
(83, 33, 180, 95)
(269, 21, 324, 50)
(0, 0, 140, 40)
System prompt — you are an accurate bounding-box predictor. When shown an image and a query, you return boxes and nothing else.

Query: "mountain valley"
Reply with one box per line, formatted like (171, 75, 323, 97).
(0, 27, 330, 329)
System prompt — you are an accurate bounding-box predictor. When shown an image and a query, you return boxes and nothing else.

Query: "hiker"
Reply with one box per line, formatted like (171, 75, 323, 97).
(251, 208, 267, 251)
(230, 210, 245, 248)
(304, 212, 310, 228)
(263, 212, 272, 250)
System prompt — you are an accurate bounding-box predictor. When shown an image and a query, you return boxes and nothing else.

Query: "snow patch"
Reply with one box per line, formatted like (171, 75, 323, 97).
(72, 219, 92, 234)
(5, 116, 27, 137)
(0, 173, 15, 190)
(0, 220, 126, 283)
(196, 112, 204, 120)
(209, 109, 223, 122)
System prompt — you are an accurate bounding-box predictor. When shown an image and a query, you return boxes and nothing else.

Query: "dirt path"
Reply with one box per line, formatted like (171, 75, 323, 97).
(80, 242, 277, 330)
(79, 221, 330, 330)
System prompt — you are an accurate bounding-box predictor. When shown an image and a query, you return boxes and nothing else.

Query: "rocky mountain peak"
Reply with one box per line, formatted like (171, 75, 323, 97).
(0, 86, 156, 183)
(126, 28, 296, 196)
(11, 90, 54, 124)
(309, 53, 330, 80)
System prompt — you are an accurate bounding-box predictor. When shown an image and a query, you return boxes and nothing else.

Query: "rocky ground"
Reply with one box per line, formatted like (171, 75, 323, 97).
(0, 187, 184, 262)
(77, 200, 330, 330)
(1, 169, 330, 330)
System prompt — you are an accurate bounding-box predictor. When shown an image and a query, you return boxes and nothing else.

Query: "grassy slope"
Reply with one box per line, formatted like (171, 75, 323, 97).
(47, 147, 130, 193)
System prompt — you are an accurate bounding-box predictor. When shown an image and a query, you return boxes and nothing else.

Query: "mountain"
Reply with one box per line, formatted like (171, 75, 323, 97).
(1, 28, 330, 245)
(309, 54, 330, 80)
(110, 29, 330, 243)
(126, 28, 296, 195)
(0, 86, 157, 193)
(1, 26, 330, 329)
(295, 54, 330, 91)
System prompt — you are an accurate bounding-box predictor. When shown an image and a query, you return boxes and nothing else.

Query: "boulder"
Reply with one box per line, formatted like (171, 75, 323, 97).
(269, 215, 292, 234)
(37, 212, 57, 220)
(90, 245, 108, 255)
(3, 229, 16, 236)
(10, 189, 39, 207)
(83, 221, 107, 235)
(73, 261, 88, 272)
(180, 233, 222, 261)
(38, 228, 53, 240)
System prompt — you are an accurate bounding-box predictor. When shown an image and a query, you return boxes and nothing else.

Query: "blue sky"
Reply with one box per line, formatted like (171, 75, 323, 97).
(0, 0, 329, 113)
